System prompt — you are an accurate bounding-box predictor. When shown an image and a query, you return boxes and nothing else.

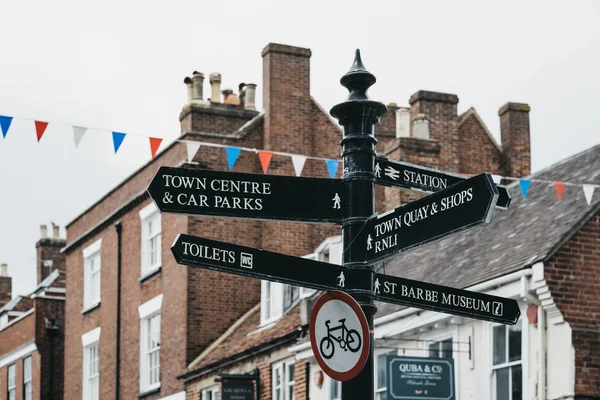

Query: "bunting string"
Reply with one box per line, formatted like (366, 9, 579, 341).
(0, 113, 598, 205)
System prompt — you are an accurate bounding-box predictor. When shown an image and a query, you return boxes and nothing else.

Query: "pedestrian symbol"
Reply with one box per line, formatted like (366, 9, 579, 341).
(333, 193, 341, 209)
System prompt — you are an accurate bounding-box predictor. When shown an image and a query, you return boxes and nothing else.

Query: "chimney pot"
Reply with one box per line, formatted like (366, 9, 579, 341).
(412, 114, 430, 140)
(191, 71, 205, 102)
(244, 83, 257, 110)
(0, 263, 7, 277)
(222, 89, 240, 105)
(184, 77, 193, 103)
(40, 225, 48, 239)
(395, 108, 410, 138)
(52, 225, 60, 239)
(209, 73, 222, 103)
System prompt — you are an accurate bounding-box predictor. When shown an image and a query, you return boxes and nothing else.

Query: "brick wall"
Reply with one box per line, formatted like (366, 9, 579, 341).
(457, 110, 503, 176)
(35, 238, 66, 285)
(545, 211, 600, 398)
(499, 102, 531, 178)
(34, 297, 65, 400)
(0, 275, 11, 307)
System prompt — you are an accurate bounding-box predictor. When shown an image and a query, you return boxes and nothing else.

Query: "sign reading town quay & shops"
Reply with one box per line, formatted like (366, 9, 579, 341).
(171, 234, 346, 291)
(148, 166, 345, 224)
(371, 273, 521, 324)
(387, 356, 455, 400)
(364, 173, 498, 263)
(374, 157, 511, 210)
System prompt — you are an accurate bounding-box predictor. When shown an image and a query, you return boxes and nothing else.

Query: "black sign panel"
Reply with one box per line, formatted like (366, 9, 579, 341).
(364, 173, 498, 263)
(171, 234, 346, 291)
(375, 157, 511, 209)
(148, 166, 344, 224)
(387, 355, 455, 400)
(222, 381, 255, 400)
(372, 272, 520, 324)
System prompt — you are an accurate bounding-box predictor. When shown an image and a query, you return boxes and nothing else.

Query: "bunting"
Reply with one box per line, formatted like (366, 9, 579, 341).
(0, 115, 13, 138)
(583, 185, 595, 205)
(519, 180, 531, 200)
(226, 147, 241, 170)
(73, 126, 87, 148)
(186, 141, 201, 162)
(149, 138, 163, 159)
(554, 182, 565, 200)
(112, 132, 126, 154)
(258, 151, 273, 174)
(291, 155, 307, 177)
(326, 159, 339, 179)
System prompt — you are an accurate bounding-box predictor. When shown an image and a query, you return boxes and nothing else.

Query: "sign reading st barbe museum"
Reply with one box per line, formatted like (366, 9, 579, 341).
(387, 355, 455, 400)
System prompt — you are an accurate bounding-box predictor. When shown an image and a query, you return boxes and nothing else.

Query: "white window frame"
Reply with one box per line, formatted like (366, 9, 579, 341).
(82, 239, 102, 310)
(272, 358, 295, 400)
(139, 294, 163, 393)
(374, 349, 396, 400)
(139, 202, 162, 277)
(201, 385, 218, 400)
(7, 363, 16, 400)
(491, 321, 523, 400)
(260, 280, 283, 326)
(329, 378, 341, 400)
(427, 336, 454, 359)
(81, 327, 100, 400)
(23, 356, 32, 400)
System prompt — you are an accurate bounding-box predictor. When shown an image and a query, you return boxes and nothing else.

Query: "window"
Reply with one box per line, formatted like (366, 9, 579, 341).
(139, 203, 162, 276)
(83, 239, 102, 309)
(7, 363, 16, 400)
(202, 386, 218, 400)
(23, 356, 32, 400)
(82, 327, 100, 400)
(272, 359, 295, 400)
(261, 280, 283, 324)
(428, 338, 453, 359)
(375, 352, 390, 400)
(492, 323, 522, 400)
(139, 294, 163, 393)
(329, 379, 341, 400)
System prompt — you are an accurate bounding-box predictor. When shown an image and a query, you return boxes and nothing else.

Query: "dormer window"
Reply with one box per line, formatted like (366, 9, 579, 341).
(260, 236, 342, 326)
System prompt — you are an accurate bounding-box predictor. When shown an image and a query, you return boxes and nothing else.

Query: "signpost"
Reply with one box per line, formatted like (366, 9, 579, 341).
(148, 166, 344, 224)
(309, 291, 370, 382)
(375, 157, 511, 209)
(148, 49, 520, 400)
(387, 355, 455, 400)
(364, 173, 498, 263)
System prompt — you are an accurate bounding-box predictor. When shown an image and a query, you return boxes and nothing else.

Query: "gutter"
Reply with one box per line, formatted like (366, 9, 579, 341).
(115, 221, 123, 400)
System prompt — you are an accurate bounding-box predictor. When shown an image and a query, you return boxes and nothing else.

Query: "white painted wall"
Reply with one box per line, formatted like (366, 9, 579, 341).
(546, 321, 575, 400)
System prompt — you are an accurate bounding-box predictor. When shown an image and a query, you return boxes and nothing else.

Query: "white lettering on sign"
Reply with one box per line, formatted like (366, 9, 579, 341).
(369, 187, 475, 255)
(403, 170, 448, 190)
(398, 363, 444, 374)
(181, 241, 236, 264)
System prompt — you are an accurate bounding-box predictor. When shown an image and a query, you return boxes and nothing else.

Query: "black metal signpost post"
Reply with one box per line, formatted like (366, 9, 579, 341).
(329, 50, 387, 400)
(148, 50, 522, 400)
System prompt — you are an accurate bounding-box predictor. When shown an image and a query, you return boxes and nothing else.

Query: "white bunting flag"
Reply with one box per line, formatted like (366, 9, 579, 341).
(491, 174, 502, 185)
(186, 141, 201, 162)
(291, 155, 307, 177)
(73, 126, 87, 148)
(583, 184, 595, 205)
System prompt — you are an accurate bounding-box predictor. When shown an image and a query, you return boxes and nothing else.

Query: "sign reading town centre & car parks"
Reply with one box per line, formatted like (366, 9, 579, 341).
(148, 166, 345, 224)
(364, 173, 499, 263)
(374, 157, 511, 210)
(387, 355, 455, 400)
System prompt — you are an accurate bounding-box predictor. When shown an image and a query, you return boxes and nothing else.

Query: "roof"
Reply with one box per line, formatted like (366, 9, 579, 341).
(376, 143, 600, 316)
(182, 301, 305, 379)
(0, 296, 23, 314)
(33, 269, 60, 294)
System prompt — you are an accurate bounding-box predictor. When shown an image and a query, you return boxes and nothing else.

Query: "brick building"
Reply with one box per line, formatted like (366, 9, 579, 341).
(0, 224, 65, 400)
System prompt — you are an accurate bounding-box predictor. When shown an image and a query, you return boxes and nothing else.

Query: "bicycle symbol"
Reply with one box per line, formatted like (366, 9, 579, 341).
(319, 318, 362, 359)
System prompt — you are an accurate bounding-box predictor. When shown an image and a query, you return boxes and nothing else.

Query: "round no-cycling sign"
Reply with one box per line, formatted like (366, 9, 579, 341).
(310, 291, 370, 381)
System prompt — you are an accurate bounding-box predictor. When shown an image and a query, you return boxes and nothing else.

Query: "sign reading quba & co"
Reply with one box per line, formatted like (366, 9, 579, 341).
(387, 355, 455, 400)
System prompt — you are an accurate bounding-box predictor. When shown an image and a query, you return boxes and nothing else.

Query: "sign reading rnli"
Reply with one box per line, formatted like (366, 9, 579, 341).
(364, 173, 498, 263)
(147, 166, 345, 224)
(387, 356, 455, 400)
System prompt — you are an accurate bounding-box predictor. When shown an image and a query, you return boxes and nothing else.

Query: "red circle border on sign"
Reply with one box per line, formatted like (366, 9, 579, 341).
(309, 290, 371, 382)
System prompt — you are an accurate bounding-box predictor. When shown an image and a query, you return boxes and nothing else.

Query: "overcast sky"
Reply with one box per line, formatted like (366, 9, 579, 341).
(1, 0, 599, 297)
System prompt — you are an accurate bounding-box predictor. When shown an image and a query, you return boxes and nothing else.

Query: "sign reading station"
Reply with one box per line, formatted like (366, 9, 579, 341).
(148, 166, 345, 224)
(310, 291, 370, 382)
(364, 173, 499, 263)
(387, 356, 455, 400)
(375, 157, 511, 209)
(372, 273, 521, 324)
(171, 234, 346, 292)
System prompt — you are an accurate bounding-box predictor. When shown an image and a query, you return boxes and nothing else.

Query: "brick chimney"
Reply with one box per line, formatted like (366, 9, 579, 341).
(499, 102, 531, 177)
(0, 263, 11, 307)
(36, 224, 66, 286)
(409, 91, 460, 172)
(262, 43, 312, 152)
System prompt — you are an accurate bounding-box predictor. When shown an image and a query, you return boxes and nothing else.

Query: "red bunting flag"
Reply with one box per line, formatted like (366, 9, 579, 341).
(554, 181, 566, 200)
(258, 151, 273, 174)
(35, 121, 48, 142)
(149, 137, 163, 159)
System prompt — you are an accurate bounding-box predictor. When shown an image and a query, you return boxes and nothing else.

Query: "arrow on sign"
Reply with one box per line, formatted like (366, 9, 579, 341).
(171, 234, 346, 291)
(364, 173, 499, 263)
(148, 166, 345, 224)
(374, 157, 511, 209)
(371, 273, 521, 324)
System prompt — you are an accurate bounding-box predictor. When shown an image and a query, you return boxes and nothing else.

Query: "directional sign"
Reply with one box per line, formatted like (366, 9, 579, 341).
(171, 234, 346, 291)
(371, 272, 520, 324)
(374, 157, 511, 209)
(148, 166, 345, 224)
(364, 173, 499, 263)
(387, 356, 455, 400)
(310, 291, 370, 381)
